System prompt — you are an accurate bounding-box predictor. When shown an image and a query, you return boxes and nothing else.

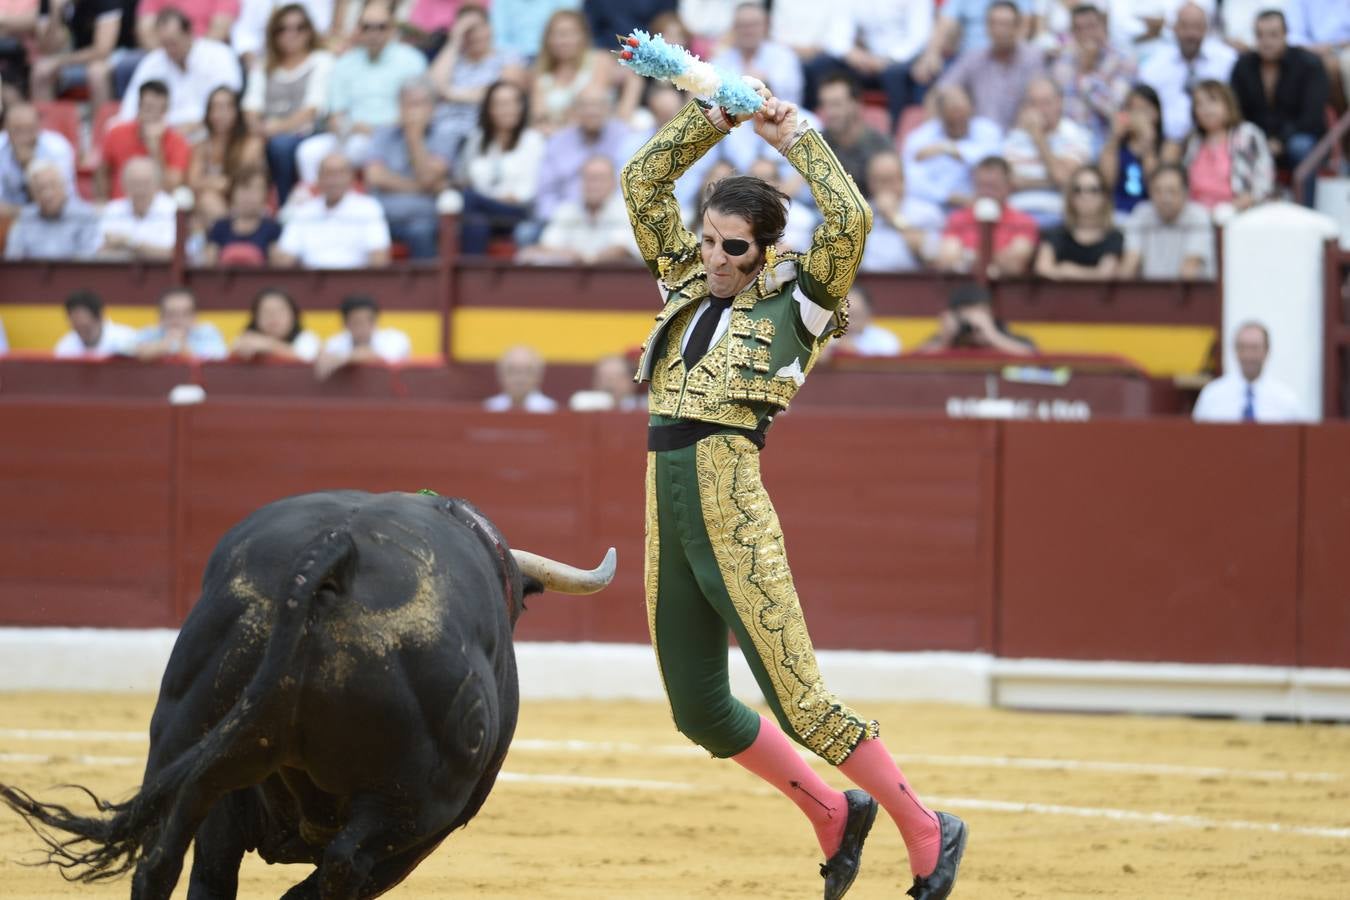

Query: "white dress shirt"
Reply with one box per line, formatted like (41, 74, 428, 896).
(902, 116, 1005, 207)
(98, 192, 178, 253)
(1192, 372, 1302, 423)
(119, 38, 244, 129)
(1139, 37, 1238, 142)
(484, 390, 558, 413)
(278, 191, 391, 268)
(55, 320, 139, 358)
(711, 41, 806, 107)
(769, 0, 856, 57)
(322, 327, 413, 363)
(855, 0, 934, 65)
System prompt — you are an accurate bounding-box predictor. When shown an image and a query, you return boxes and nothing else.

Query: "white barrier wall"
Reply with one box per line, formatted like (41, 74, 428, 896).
(1222, 202, 1339, 422)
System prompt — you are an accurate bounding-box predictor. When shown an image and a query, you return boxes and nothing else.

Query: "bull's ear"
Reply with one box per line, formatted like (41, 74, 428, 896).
(522, 575, 545, 599)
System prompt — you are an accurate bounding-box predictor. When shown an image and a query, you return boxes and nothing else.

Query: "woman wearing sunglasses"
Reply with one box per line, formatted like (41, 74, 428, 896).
(1034, 165, 1126, 281)
(620, 84, 967, 900)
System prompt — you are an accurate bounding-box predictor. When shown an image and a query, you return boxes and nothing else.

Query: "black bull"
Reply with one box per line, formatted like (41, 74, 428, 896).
(1, 490, 616, 899)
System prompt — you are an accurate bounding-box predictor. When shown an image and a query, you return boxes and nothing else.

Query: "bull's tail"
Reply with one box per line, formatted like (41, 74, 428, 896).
(0, 528, 356, 883)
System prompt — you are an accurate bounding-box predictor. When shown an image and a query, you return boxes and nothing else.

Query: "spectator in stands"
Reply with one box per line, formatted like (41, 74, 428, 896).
(31, 0, 136, 110)
(860, 150, 944, 272)
(903, 85, 1003, 209)
(1183, 79, 1274, 210)
(97, 156, 178, 259)
(455, 79, 546, 253)
(242, 3, 335, 205)
(746, 157, 818, 252)
(135, 0, 236, 46)
(274, 151, 392, 267)
(119, 8, 243, 135)
(937, 1, 1044, 132)
(232, 0, 347, 69)
(230, 286, 321, 361)
(816, 73, 893, 196)
(1048, 4, 1135, 151)
(517, 154, 636, 265)
(685, 158, 735, 229)
(624, 82, 717, 210)
(100, 79, 190, 199)
(4, 159, 100, 259)
(1285, 0, 1350, 123)
(0, 3, 35, 105)
(646, 11, 705, 67)
(54, 290, 137, 357)
(188, 86, 266, 226)
(1034, 165, 1125, 279)
(794, 1, 934, 133)
(530, 9, 636, 133)
(489, 0, 575, 62)
(203, 167, 281, 265)
(767, 0, 854, 108)
(484, 344, 558, 412)
(365, 77, 458, 259)
(134, 287, 228, 360)
(314, 293, 412, 379)
(1193, 321, 1301, 422)
(1100, 84, 1164, 215)
(0, 102, 75, 218)
(910, 0, 1034, 94)
(429, 4, 525, 151)
(1229, 9, 1329, 204)
(569, 352, 645, 411)
(1139, 3, 1237, 142)
(1003, 76, 1092, 226)
(1120, 163, 1215, 279)
(583, 0, 675, 53)
(711, 2, 804, 107)
(934, 155, 1040, 277)
(831, 285, 901, 356)
(296, 0, 427, 183)
(917, 281, 1035, 355)
(532, 87, 630, 227)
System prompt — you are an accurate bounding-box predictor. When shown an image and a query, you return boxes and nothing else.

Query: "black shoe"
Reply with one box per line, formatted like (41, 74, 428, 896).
(819, 789, 877, 900)
(906, 811, 968, 900)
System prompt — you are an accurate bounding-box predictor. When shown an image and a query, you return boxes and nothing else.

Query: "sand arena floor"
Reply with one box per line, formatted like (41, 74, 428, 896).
(1, 694, 1348, 899)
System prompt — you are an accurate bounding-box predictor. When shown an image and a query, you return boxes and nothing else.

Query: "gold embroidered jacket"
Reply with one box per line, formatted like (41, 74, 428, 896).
(620, 100, 872, 430)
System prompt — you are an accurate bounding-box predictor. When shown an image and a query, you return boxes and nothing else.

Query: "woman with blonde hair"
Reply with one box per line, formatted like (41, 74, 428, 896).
(1182, 79, 1273, 212)
(1034, 165, 1126, 280)
(242, 3, 335, 203)
(529, 9, 640, 131)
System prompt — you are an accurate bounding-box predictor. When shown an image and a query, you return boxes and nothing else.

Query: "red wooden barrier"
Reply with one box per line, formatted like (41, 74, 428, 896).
(1299, 425, 1350, 667)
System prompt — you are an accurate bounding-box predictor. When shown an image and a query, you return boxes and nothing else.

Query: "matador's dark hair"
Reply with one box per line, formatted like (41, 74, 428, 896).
(701, 175, 790, 251)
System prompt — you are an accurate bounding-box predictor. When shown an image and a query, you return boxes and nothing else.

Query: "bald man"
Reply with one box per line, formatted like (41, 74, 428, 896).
(1139, 3, 1238, 141)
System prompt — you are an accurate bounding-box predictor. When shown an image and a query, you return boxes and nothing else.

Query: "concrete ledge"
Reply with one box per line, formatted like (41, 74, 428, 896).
(0, 629, 1345, 720)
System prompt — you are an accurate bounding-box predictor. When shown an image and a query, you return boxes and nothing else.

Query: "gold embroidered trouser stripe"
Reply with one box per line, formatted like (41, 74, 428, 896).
(644, 434, 877, 764)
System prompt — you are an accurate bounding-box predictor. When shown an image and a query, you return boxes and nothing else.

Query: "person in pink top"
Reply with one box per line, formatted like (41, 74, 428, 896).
(135, 0, 237, 43)
(1182, 79, 1273, 211)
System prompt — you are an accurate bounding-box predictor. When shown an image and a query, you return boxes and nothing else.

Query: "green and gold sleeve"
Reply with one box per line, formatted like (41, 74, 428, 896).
(783, 128, 873, 309)
(620, 100, 727, 283)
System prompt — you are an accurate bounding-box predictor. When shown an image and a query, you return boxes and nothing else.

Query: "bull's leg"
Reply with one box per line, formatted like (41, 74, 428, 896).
(185, 792, 251, 900)
(311, 797, 430, 900)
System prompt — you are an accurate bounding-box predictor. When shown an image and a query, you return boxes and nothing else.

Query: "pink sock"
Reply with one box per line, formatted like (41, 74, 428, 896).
(731, 715, 848, 856)
(838, 737, 941, 877)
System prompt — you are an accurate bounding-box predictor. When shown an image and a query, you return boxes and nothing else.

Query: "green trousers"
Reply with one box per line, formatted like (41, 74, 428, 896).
(643, 433, 877, 766)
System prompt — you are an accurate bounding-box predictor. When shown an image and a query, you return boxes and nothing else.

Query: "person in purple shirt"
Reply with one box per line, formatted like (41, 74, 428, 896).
(935, 0, 1044, 132)
(527, 87, 630, 236)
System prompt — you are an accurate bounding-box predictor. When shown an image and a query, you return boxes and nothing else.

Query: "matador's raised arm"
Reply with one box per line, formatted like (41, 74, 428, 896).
(779, 127, 872, 311)
(620, 100, 728, 284)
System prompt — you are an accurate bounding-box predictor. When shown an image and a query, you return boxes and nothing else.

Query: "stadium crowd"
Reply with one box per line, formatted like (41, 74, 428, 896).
(0, 0, 1343, 272)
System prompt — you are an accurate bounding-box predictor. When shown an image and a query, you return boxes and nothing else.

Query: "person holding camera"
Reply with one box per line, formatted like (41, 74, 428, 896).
(919, 282, 1035, 355)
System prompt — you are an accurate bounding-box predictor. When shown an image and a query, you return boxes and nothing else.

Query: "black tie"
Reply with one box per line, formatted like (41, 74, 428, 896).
(682, 297, 733, 369)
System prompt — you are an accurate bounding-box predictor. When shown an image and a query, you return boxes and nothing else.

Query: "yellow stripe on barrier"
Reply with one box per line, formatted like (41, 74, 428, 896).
(0, 304, 1213, 377)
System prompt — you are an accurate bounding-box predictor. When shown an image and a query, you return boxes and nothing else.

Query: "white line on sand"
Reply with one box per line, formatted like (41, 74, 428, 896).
(0, 751, 143, 767)
(5, 731, 1344, 784)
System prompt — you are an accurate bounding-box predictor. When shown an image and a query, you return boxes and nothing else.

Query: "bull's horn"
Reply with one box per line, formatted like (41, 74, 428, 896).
(511, 547, 616, 595)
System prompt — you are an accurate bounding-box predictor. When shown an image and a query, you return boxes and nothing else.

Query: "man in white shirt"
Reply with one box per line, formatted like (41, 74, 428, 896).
(0, 103, 76, 217)
(712, 2, 806, 107)
(766, 0, 853, 107)
(1193, 321, 1301, 422)
(483, 344, 558, 413)
(273, 152, 392, 268)
(118, 8, 242, 134)
(831, 286, 901, 356)
(97, 156, 177, 260)
(860, 150, 944, 272)
(1121, 163, 1215, 278)
(517, 156, 636, 266)
(902, 85, 1004, 209)
(1139, 3, 1238, 141)
(54, 290, 138, 358)
(5, 160, 102, 260)
(1003, 77, 1093, 226)
(314, 294, 413, 379)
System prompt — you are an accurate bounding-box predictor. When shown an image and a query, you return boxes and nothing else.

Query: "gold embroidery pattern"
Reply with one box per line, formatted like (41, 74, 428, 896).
(785, 129, 872, 303)
(643, 452, 669, 696)
(621, 101, 724, 280)
(647, 303, 761, 429)
(695, 435, 878, 765)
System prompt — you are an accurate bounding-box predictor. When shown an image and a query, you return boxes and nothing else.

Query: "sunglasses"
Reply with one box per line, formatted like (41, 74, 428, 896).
(1071, 184, 1103, 195)
(276, 21, 310, 33)
(704, 236, 754, 257)
(360, 21, 390, 32)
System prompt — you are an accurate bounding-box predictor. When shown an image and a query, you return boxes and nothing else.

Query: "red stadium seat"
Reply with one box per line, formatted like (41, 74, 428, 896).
(860, 102, 890, 137)
(33, 101, 81, 152)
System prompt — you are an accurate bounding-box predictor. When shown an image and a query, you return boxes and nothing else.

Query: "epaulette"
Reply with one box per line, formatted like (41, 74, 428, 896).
(657, 250, 706, 293)
(758, 250, 803, 296)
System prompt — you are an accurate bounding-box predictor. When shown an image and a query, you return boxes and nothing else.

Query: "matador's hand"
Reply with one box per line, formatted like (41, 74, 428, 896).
(752, 94, 800, 153)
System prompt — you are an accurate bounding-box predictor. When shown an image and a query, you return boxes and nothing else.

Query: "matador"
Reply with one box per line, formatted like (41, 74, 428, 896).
(620, 86, 968, 900)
